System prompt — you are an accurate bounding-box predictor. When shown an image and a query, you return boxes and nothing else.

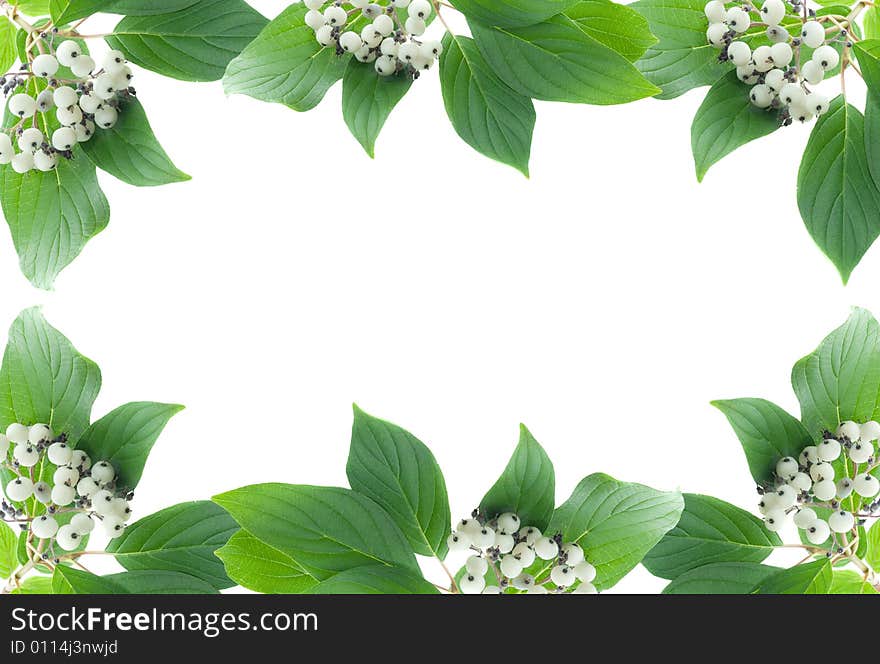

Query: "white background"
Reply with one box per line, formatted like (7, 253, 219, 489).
(1, 1, 876, 592)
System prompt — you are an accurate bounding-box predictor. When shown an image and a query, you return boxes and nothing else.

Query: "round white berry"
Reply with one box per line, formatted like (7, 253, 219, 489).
(373, 14, 394, 36)
(70, 512, 95, 534)
(466, 555, 488, 576)
(421, 40, 442, 58)
(46, 442, 71, 466)
(304, 0, 325, 9)
(55, 40, 82, 67)
(806, 92, 830, 116)
(752, 45, 775, 72)
(95, 106, 118, 129)
(471, 525, 495, 548)
(482, 585, 502, 594)
(57, 105, 83, 126)
(573, 561, 596, 583)
(790, 104, 814, 123)
(90, 461, 115, 485)
(0, 135, 13, 164)
(13, 443, 39, 467)
(774, 484, 798, 510)
(806, 519, 830, 545)
(11, 151, 34, 174)
(750, 84, 773, 108)
(53, 465, 79, 487)
(75, 120, 95, 143)
(776, 456, 798, 479)
(799, 446, 819, 466)
(70, 54, 95, 78)
(51, 127, 77, 152)
(51, 483, 75, 506)
(397, 40, 419, 62)
(499, 554, 523, 578)
(339, 31, 363, 52)
(455, 518, 480, 536)
(561, 542, 584, 566)
(29, 150, 54, 172)
(361, 24, 383, 48)
(861, 421, 880, 442)
(31, 515, 59, 539)
(305, 9, 326, 30)
(812, 478, 837, 501)
(760, 0, 786, 26)
(447, 531, 470, 551)
(758, 493, 779, 514)
(837, 421, 860, 441)
(789, 472, 812, 492)
(512, 541, 536, 567)
(766, 25, 789, 43)
(814, 454, 838, 477)
(53, 86, 78, 109)
(103, 515, 126, 539)
(459, 573, 486, 594)
(726, 41, 750, 67)
(32, 54, 59, 78)
(511, 573, 536, 590)
(8, 94, 37, 118)
(409, 0, 431, 19)
(800, 60, 824, 86)
(92, 489, 116, 516)
(93, 73, 117, 101)
(34, 482, 52, 502)
(818, 439, 841, 462)
(736, 65, 759, 85)
(853, 473, 880, 498)
(494, 532, 515, 553)
(6, 476, 34, 502)
(763, 68, 785, 93)
(78, 93, 101, 116)
(813, 45, 840, 71)
(100, 50, 126, 75)
(518, 526, 541, 545)
(379, 37, 398, 56)
(550, 565, 575, 588)
(763, 509, 786, 532)
(836, 477, 853, 499)
(315, 25, 336, 46)
(70, 450, 91, 471)
(769, 42, 793, 68)
(27, 424, 51, 445)
(496, 512, 520, 534)
(405, 16, 426, 36)
(375, 53, 397, 75)
(573, 582, 598, 594)
(76, 476, 100, 498)
(18, 128, 43, 153)
(726, 8, 750, 33)
(828, 509, 854, 533)
(533, 536, 558, 560)
(354, 45, 376, 62)
(849, 441, 874, 464)
(704, 0, 726, 22)
(793, 507, 818, 529)
(324, 5, 347, 26)
(800, 21, 826, 49)
(55, 524, 81, 551)
(706, 22, 727, 48)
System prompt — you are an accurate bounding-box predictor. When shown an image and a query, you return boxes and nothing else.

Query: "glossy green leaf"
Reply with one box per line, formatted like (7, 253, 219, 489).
(15, 1, 52, 15)
(791, 307, 880, 436)
(0, 308, 101, 443)
(797, 97, 880, 283)
(222, 4, 347, 111)
(752, 559, 833, 594)
(866, 519, 880, 571)
(546, 473, 683, 590)
(450, 0, 579, 28)
(854, 40, 880, 104)
(52, 566, 126, 594)
(214, 484, 418, 582)
(480, 424, 555, 532)
(49, 0, 110, 23)
(215, 530, 317, 593)
(643, 494, 781, 579)
(0, 20, 17, 75)
(662, 562, 780, 594)
(75, 401, 183, 489)
(105, 0, 200, 15)
(81, 97, 190, 186)
(346, 406, 451, 558)
(712, 398, 813, 484)
(470, 14, 660, 104)
(565, 0, 657, 62)
(311, 564, 439, 594)
(0, 523, 16, 578)
(828, 569, 878, 594)
(439, 34, 534, 175)
(106, 501, 237, 589)
(341, 61, 412, 158)
(11, 575, 53, 594)
(866, 7, 880, 39)
(105, 570, 219, 594)
(692, 71, 779, 181)
(105, 0, 267, 82)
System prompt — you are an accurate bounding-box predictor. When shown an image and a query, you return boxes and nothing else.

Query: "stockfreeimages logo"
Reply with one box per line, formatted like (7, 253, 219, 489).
(9, 607, 318, 639)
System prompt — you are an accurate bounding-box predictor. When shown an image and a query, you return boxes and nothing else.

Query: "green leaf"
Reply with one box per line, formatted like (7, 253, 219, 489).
(346, 405, 451, 559)
(213, 484, 418, 582)
(662, 562, 781, 594)
(49, 0, 110, 23)
(215, 530, 317, 593)
(691, 71, 779, 182)
(565, 0, 657, 62)
(75, 401, 183, 489)
(105, 570, 219, 594)
(105, 0, 200, 15)
(752, 559, 833, 594)
(470, 14, 660, 105)
(106, 501, 237, 589)
(853, 40, 880, 105)
(0, 523, 17, 578)
(0, 19, 17, 75)
(105, 0, 267, 82)
(0, 308, 101, 442)
(310, 564, 439, 594)
(52, 566, 126, 594)
(797, 97, 880, 282)
(80, 97, 189, 186)
(15, 1, 52, 15)
(450, 0, 579, 28)
(222, 4, 347, 111)
(643, 494, 781, 580)
(791, 307, 880, 436)
(11, 576, 52, 593)
(866, 85, 880, 189)
(631, 0, 726, 99)
(828, 569, 878, 594)
(866, 7, 880, 40)
(479, 424, 555, 532)
(1, 144, 110, 289)
(341, 61, 411, 158)
(866, 519, 880, 571)
(712, 398, 813, 484)
(439, 34, 534, 175)
(546, 473, 684, 590)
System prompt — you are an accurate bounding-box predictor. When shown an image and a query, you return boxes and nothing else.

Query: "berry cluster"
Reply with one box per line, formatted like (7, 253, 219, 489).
(1, 422, 133, 559)
(758, 420, 880, 546)
(448, 511, 598, 594)
(1, 39, 134, 174)
(304, 0, 443, 78)
(704, 1, 845, 125)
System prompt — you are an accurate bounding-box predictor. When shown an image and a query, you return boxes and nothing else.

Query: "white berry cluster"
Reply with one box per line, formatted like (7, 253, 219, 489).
(448, 511, 598, 595)
(1, 40, 134, 174)
(758, 420, 880, 545)
(704, 1, 845, 125)
(1, 422, 133, 558)
(304, 0, 443, 78)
